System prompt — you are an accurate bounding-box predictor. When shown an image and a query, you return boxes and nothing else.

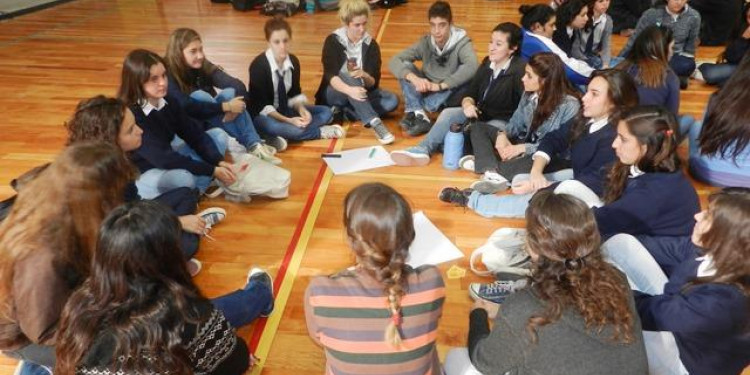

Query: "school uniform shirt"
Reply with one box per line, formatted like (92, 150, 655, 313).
(572, 13, 613, 67)
(464, 56, 525, 123)
(593, 171, 700, 238)
(624, 65, 680, 116)
(248, 49, 306, 117)
(634, 236, 750, 375)
(130, 97, 223, 177)
(166, 61, 248, 123)
(534, 117, 617, 196)
(315, 28, 383, 105)
(304, 265, 445, 375)
(520, 28, 594, 86)
(620, 5, 701, 58)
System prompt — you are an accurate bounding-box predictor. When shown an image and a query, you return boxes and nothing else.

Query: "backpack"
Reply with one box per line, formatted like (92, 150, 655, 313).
(261, 0, 300, 16)
(207, 153, 291, 202)
(231, 0, 266, 11)
(316, 0, 339, 10)
(470, 228, 531, 277)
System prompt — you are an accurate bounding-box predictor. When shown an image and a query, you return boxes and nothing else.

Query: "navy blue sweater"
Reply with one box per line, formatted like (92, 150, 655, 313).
(130, 98, 223, 176)
(624, 65, 680, 116)
(537, 119, 617, 196)
(634, 236, 750, 375)
(594, 172, 700, 238)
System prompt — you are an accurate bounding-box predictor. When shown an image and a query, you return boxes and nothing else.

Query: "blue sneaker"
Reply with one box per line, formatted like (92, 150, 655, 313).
(390, 146, 430, 166)
(246, 268, 274, 317)
(469, 279, 527, 304)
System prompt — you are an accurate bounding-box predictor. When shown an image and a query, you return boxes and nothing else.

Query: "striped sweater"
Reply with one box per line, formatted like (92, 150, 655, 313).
(304, 265, 445, 375)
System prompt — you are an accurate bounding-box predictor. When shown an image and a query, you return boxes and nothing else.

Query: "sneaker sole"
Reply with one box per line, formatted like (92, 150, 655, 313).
(470, 180, 509, 194)
(390, 151, 430, 167)
(377, 133, 395, 145)
(197, 207, 227, 218)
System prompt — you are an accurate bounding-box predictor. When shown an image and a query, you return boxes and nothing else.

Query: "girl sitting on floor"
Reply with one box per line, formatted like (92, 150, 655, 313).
(305, 183, 445, 375)
(164, 28, 280, 164)
(248, 17, 344, 144)
(603, 188, 750, 375)
(118, 49, 236, 200)
(464, 52, 580, 193)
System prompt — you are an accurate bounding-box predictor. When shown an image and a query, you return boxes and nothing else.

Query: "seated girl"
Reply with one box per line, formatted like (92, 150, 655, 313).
(552, 0, 589, 55)
(687, 53, 750, 188)
(603, 188, 750, 375)
(305, 183, 445, 375)
(518, 4, 594, 86)
(54, 201, 274, 375)
(697, 3, 750, 87)
(390, 22, 526, 167)
(0, 143, 133, 373)
(248, 17, 344, 144)
(314, 0, 399, 145)
(442, 106, 700, 240)
(571, 0, 613, 69)
(164, 28, 280, 164)
(118, 49, 237, 200)
(439, 69, 638, 218)
(465, 52, 580, 193)
(66, 95, 226, 270)
(443, 190, 648, 375)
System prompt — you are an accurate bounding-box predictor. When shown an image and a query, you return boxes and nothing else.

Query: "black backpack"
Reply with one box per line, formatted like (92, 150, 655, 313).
(231, 0, 266, 11)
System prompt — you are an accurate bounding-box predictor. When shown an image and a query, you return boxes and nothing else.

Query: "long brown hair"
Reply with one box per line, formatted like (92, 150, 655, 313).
(164, 28, 217, 95)
(691, 187, 750, 295)
(343, 183, 414, 347)
(525, 190, 636, 344)
(117, 49, 167, 106)
(698, 53, 750, 161)
(616, 25, 674, 88)
(55, 201, 202, 375)
(604, 106, 681, 203)
(66, 95, 127, 146)
(569, 69, 639, 144)
(0, 143, 134, 324)
(528, 52, 580, 133)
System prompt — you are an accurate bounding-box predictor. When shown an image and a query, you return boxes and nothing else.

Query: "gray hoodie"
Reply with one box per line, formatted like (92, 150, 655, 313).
(389, 26, 478, 88)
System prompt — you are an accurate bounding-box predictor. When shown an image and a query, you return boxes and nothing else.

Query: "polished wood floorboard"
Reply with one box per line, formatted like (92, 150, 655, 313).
(0, 0, 741, 374)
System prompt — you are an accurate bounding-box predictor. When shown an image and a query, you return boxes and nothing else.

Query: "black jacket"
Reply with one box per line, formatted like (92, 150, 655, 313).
(315, 33, 382, 105)
(248, 52, 303, 117)
(466, 56, 526, 122)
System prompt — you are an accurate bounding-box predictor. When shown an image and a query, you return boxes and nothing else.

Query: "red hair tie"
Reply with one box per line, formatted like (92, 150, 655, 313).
(391, 312, 402, 326)
(665, 129, 674, 136)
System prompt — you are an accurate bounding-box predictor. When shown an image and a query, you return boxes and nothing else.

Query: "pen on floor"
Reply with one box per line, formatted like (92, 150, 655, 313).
(368, 147, 376, 158)
(321, 153, 342, 158)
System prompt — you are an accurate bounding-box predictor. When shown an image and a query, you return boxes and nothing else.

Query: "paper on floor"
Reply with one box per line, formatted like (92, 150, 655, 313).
(407, 211, 464, 267)
(322, 145, 395, 175)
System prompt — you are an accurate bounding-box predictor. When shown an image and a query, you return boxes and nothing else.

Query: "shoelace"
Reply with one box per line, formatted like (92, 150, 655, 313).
(484, 281, 517, 295)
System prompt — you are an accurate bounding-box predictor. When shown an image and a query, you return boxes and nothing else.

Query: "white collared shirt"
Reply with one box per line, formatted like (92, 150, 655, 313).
(489, 57, 513, 79)
(629, 165, 645, 178)
(533, 117, 609, 162)
(696, 254, 717, 277)
(262, 48, 307, 116)
(566, 26, 574, 38)
(140, 97, 167, 116)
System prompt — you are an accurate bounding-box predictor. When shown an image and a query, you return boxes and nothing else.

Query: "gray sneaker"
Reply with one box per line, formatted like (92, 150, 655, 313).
(198, 207, 227, 230)
(370, 119, 395, 145)
(407, 114, 431, 136)
(320, 124, 345, 139)
(399, 112, 416, 130)
(469, 279, 527, 304)
(390, 146, 430, 166)
(265, 136, 288, 153)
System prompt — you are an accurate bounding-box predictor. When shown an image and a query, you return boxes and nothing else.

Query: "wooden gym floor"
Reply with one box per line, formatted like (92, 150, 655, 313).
(0, 1, 743, 374)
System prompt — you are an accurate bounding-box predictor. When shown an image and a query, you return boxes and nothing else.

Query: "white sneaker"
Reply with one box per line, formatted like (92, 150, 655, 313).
(198, 207, 227, 229)
(266, 136, 288, 153)
(187, 258, 202, 277)
(370, 119, 395, 145)
(320, 124, 345, 139)
(459, 155, 475, 172)
(250, 144, 282, 165)
(470, 171, 509, 194)
(390, 147, 430, 166)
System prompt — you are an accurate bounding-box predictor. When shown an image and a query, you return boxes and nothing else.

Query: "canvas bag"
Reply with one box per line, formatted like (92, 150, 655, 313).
(470, 227, 531, 276)
(207, 153, 291, 202)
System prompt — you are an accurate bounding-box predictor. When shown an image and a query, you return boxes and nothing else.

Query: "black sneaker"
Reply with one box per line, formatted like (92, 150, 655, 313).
(246, 268, 275, 317)
(679, 76, 689, 90)
(407, 115, 432, 136)
(399, 112, 416, 130)
(438, 187, 473, 207)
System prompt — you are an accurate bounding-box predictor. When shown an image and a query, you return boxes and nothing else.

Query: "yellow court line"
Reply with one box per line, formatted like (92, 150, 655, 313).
(250, 11, 392, 372)
(348, 171, 475, 183)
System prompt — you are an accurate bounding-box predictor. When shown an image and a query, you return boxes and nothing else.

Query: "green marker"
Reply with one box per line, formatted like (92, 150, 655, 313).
(368, 147, 376, 158)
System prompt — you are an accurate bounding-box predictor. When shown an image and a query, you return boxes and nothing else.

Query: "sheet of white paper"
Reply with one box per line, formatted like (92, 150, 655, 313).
(322, 145, 395, 175)
(407, 211, 464, 267)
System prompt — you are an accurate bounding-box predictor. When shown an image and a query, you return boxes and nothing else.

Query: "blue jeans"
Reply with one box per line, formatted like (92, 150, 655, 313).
(325, 73, 398, 125)
(135, 128, 229, 199)
(253, 105, 332, 141)
(19, 363, 50, 375)
(420, 107, 506, 155)
(399, 78, 458, 113)
(698, 63, 736, 86)
(467, 169, 576, 218)
(601, 234, 689, 375)
(669, 54, 696, 77)
(190, 89, 262, 148)
(211, 275, 273, 328)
